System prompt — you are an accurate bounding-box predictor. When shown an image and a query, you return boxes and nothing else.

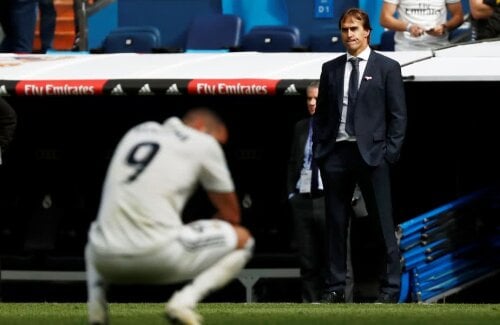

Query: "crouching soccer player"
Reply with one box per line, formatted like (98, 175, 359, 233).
(85, 108, 254, 325)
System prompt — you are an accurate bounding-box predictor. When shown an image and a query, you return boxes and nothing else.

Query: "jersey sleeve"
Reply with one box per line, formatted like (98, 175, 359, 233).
(199, 138, 235, 193)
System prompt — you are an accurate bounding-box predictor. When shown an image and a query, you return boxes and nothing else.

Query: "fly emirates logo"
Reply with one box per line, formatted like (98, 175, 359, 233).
(17, 80, 106, 96)
(25, 84, 95, 95)
(188, 79, 278, 96)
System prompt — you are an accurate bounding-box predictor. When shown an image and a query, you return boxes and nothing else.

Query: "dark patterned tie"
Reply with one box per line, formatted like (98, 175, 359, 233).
(346, 57, 360, 135)
(311, 157, 319, 194)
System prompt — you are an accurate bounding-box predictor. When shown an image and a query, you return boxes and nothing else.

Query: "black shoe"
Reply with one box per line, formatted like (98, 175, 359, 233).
(320, 290, 345, 303)
(374, 292, 399, 304)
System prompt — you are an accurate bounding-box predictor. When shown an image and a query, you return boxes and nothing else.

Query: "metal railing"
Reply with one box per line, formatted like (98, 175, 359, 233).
(73, 0, 116, 51)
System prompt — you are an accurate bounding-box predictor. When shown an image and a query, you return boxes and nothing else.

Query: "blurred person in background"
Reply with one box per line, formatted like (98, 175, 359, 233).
(85, 108, 254, 325)
(469, 0, 500, 39)
(0, 0, 13, 52)
(380, 0, 464, 51)
(1, 0, 56, 53)
(0, 96, 17, 298)
(0, 1, 9, 45)
(0, 0, 37, 53)
(37, 0, 57, 53)
(0, 97, 17, 164)
(287, 81, 364, 303)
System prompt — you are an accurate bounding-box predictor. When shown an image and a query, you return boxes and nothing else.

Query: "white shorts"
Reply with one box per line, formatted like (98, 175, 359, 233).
(86, 219, 238, 284)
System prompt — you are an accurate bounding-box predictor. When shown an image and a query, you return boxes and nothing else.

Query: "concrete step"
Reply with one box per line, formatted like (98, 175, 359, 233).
(33, 33, 75, 51)
(54, 0, 76, 19)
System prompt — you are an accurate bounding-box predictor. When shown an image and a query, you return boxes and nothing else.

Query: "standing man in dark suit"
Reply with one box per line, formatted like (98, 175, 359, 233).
(313, 8, 407, 304)
(287, 81, 353, 303)
(287, 82, 325, 303)
(288, 81, 365, 303)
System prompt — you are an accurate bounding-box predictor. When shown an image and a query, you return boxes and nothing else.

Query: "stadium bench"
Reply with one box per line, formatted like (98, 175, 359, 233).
(0, 267, 300, 303)
(237, 268, 300, 302)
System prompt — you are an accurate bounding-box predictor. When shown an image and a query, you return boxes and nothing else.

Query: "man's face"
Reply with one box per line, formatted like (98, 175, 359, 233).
(341, 16, 369, 56)
(306, 87, 318, 115)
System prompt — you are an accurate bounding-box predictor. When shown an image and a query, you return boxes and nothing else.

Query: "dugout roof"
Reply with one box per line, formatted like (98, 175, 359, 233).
(0, 39, 499, 96)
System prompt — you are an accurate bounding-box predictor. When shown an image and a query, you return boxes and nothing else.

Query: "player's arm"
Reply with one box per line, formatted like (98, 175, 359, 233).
(470, 0, 495, 19)
(207, 191, 241, 225)
(380, 2, 407, 32)
(443, 2, 464, 30)
(380, 2, 427, 36)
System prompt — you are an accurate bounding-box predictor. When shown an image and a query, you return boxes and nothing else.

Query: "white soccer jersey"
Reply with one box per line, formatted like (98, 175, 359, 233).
(384, 0, 460, 50)
(88, 117, 234, 255)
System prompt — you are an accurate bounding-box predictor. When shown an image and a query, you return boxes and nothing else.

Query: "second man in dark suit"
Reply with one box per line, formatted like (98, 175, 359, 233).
(288, 81, 369, 303)
(313, 8, 407, 303)
(287, 81, 352, 303)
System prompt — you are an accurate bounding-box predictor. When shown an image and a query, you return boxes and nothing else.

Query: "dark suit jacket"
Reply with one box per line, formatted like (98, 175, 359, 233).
(287, 117, 310, 195)
(313, 50, 407, 166)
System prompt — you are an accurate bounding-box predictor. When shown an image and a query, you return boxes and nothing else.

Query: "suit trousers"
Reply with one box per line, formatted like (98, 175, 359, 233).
(319, 141, 401, 297)
(289, 193, 354, 302)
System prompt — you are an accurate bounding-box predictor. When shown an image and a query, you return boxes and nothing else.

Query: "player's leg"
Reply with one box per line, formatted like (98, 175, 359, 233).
(166, 220, 254, 324)
(169, 225, 253, 303)
(85, 244, 109, 325)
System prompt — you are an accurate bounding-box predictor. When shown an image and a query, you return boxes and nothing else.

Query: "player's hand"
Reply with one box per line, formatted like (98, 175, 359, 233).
(408, 24, 425, 37)
(426, 24, 446, 37)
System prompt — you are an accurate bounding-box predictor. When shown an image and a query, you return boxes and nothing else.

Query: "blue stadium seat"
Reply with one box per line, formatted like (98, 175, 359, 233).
(379, 30, 395, 51)
(185, 14, 242, 52)
(309, 32, 344, 52)
(97, 26, 162, 53)
(240, 25, 304, 52)
(250, 25, 301, 42)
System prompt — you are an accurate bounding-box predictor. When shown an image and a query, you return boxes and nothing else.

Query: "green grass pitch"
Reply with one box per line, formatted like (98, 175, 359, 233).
(0, 302, 499, 324)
